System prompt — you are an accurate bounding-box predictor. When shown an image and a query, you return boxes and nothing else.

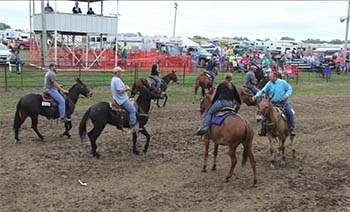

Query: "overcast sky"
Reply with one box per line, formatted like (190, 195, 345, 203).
(0, 1, 348, 41)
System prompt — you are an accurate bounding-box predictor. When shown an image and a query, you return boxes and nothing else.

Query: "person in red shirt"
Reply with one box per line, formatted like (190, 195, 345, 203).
(240, 55, 250, 70)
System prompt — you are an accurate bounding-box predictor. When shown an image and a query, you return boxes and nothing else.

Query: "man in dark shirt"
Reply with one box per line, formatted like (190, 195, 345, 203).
(197, 73, 241, 135)
(206, 56, 219, 88)
(45, 3, 54, 13)
(150, 60, 161, 91)
(87, 8, 95, 15)
(72, 1, 82, 14)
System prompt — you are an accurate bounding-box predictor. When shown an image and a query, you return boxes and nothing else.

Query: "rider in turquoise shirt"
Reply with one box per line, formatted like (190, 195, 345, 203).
(253, 71, 295, 136)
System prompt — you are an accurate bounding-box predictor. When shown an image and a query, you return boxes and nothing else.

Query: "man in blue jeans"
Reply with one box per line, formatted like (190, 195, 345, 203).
(206, 56, 219, 88)
(111, 66, 137, 132)
(10, 50, 23, 74)
(44, 64, 69, 123)
(253, 71, 295, 136)
(150, 60, 161, 92)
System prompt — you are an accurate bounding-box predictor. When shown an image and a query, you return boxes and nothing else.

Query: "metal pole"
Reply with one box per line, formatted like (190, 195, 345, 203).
(173, 3, 178, 38)
(101, 0, 103, 15)
(41, 0, 48, 69)
(114, 0, 119, 67)
(54, 12, 57, 64)
(4, 66, 8, 92)
(344, 0, 350, 63)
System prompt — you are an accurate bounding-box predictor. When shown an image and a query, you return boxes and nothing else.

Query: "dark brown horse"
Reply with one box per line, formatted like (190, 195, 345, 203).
(130, 70, 178, 107)
(257, 95, 296, 168)
(236, 87, 256, 108)
(194, 67, 218, 99)
(13, 78, 92, 143)
(200, 95, 257, 185)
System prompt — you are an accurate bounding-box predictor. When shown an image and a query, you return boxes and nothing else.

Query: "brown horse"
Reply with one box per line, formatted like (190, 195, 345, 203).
(236, 87, 256, 108)
(257, 95, 296, 168)
(194, 67, 218, 99)
(200, 95, 257, 185)
(130, 70, 178, 107)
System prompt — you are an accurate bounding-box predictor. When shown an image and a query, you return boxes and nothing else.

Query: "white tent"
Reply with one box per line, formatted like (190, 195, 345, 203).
(180, 37, 200, 48)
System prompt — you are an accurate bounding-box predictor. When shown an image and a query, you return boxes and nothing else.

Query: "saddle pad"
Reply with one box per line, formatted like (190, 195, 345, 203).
(211, 112, 236, 126)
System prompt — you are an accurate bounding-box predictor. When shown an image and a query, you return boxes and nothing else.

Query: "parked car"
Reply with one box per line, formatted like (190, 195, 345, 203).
(15, 40, 30, 50)
(197, 48, 211, 68)
(0, 43, 11, 65)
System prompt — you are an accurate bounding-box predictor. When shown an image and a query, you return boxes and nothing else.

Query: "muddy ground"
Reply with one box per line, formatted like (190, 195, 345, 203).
(0, 88, 349, 212)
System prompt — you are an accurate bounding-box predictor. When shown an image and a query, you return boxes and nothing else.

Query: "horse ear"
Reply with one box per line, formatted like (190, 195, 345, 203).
(76, 77, 82, 84)
(172, 70, 176, 73)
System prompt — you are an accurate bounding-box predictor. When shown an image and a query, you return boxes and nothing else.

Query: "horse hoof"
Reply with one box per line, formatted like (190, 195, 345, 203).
(270, 163, 275, 169)
(67, 135, 71, 139)
(223, 178, 229, 183)
(211, 167, 216, 171)
(93, 153, 100, 158)
(59, 134, 64, 138)
(281, 160, 286, 167)
(201, 168, 207, 173)
(143, 149, 148, 154)
(15, 139, 21, 144)
(133, 150, 140, 155)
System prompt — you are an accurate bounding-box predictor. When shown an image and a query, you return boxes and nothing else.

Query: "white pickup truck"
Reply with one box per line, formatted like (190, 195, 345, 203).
(0, 43, 11, 65)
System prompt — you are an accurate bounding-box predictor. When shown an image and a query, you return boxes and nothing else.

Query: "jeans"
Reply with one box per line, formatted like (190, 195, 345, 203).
(200, 100, 233, 130)
(45, 88, 65, 118)
(219, 62, 224, 71)
(346, 62, 350, 73)
(248, 86, 260, 105)
(206, 70, 216, 84)
(274, 100, 295, 129)
(122, 99, 136, 126)
(10, 58, 22, 72)
(191, 60, 197, 73)
(150, 75, 161, 88)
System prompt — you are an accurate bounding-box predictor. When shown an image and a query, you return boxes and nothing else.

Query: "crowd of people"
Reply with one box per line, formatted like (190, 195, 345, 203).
(189, 45, 349, 75)
(44, 1, 96, 15)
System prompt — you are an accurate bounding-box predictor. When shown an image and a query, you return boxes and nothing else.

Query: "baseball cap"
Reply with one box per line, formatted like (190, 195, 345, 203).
(113, 66, 125, 72)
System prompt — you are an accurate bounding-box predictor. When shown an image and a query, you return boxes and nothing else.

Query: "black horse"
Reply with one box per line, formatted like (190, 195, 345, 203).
(79, 86, 158, 158)
(13, 78, 92, 143)
(130, 70, 178, 107)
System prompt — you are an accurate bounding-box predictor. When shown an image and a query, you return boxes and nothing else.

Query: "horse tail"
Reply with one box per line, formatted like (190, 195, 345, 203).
(241, 118, 251, 167)
(194, 76, 200, 97)
(130, 82, 137, 98)
(13, 98, 23, 130)
(79, 107, 91, 142)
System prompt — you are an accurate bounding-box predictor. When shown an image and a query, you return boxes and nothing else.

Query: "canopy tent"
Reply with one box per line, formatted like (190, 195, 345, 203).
(181, 37, 200, 48)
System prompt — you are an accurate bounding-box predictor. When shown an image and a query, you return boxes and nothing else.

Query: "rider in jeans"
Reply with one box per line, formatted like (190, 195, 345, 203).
(253, 71, 295, 136)
(196, 73, 241, 135)
(44, 64, 69, 122)
(111, 66, 137, 132)
(150, 60, 161, 91)
(206, 56, 219, 88)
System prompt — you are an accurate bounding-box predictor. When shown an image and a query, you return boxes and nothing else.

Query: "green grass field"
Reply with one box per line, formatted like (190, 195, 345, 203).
(0, 65, 349, 112)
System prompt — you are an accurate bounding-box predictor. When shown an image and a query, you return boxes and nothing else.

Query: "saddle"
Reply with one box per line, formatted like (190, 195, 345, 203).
(110, 100, 143, 130)
(203, 71, 213, 81)
(42, 92, 66, 107)
(211, 107, 237, 126)
(242, 85, 254, 96)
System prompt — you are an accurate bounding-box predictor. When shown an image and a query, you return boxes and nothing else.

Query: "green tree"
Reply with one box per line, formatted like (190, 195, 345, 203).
(264, 38, 270, 42)
(301, 38, 325, 44)
(255, 39, 263, 42)
(280, 36, 295, 41)
(329, 39, 344, 44)
(0, 22, 11, 30)
(193, 35, 208, 40)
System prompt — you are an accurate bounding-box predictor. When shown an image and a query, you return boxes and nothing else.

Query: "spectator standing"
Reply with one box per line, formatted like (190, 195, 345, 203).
(45, 3, 54, 12)
(72, 1, 82, 14)
(345, 52, 350, 73)
(87, 7, 95, 15)
(191, 49, 198, 73)
(120, 42, 128, 69)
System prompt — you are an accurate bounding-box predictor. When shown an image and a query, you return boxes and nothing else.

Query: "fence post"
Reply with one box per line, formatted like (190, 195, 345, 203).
(4, 65, 8, 91)
(183, 60, 186, 86)
(134, 62, 137, 82)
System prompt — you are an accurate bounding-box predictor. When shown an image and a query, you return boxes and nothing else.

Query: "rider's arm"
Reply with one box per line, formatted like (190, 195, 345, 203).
(283, 81, 293, 99)
(232, 85, 241, 105)
(117, 86, 130, 94)
(53, 81, 68, 94)
(255, 81, 270, 97)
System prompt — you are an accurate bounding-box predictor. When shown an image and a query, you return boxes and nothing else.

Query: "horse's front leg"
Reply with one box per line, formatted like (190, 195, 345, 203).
(268, 134, 275, 168)
(202, 134, 210, 172)
(61, 120, 72, 138)
(140, 128, 151, 153)
(162, 94, 168, 107)
(132, 131, 139, 155)
(212, 144, 218, 171)
(156, 97, 160, 108)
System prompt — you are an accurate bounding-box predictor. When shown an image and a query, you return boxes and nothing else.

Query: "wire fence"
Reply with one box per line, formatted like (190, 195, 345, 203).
(1, 59, 349, 92)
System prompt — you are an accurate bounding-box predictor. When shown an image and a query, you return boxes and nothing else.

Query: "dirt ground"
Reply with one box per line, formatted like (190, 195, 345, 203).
(0, 89, 349, 212)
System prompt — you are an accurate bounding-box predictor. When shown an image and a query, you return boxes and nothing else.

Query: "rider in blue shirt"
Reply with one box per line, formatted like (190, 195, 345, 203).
(206, 56, 219, 88)
(253, 71, 295, 136)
